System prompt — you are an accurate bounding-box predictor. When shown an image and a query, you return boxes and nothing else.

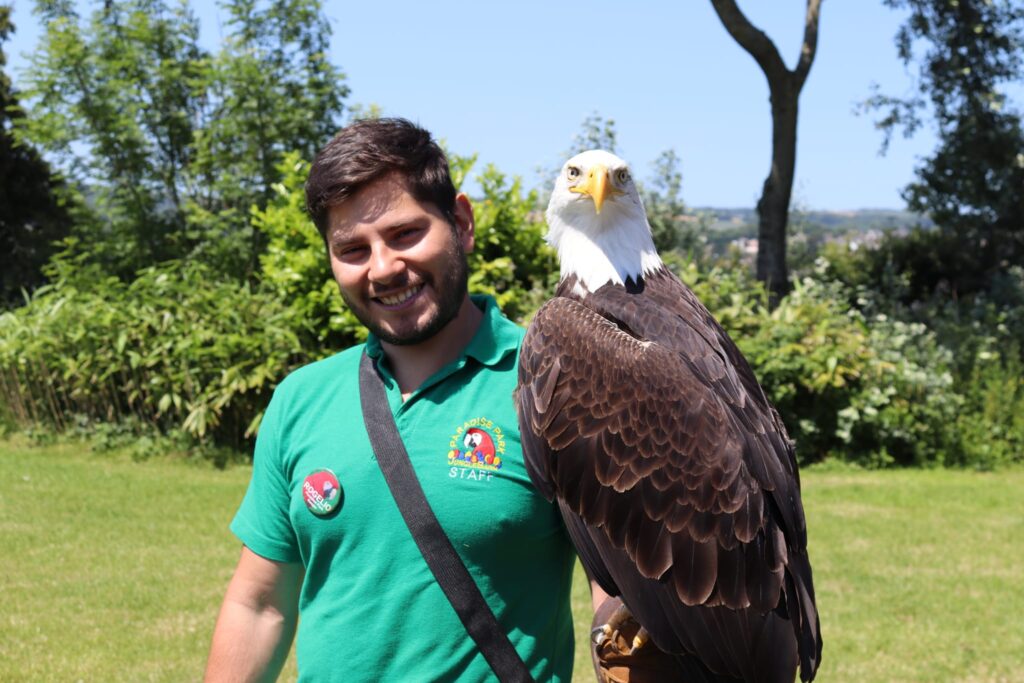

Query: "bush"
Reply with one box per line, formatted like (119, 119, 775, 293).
(676, 258, 964, 467)
(253, 152, 365, 355)
(0, 150, 557, 457)
(821, 243, 1024, 468)
(953, 344, 1024, 469)
(0, 258, 304, 452)
(465, 163, 558, 323)
(4, 145, 1019, 470)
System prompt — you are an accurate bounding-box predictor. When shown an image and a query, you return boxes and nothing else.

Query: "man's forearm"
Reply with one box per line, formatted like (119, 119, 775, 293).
(205, 594, 296, 682)
(590, 577, 611, 612)
(205, 548, 303, 683)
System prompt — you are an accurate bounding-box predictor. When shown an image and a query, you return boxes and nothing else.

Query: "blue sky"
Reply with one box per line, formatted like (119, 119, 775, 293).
(5, 1, 962, 210)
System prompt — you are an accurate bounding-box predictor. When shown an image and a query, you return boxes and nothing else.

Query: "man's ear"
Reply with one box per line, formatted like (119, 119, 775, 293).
(452, 193, 475, 253)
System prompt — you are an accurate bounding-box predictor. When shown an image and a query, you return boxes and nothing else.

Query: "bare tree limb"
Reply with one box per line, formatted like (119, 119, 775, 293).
(709, 0, 788, 83)
(794, 0, 822, 88)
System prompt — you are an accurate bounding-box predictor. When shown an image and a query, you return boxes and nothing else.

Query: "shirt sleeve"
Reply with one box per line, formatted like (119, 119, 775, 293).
(230, 386, 302, 564)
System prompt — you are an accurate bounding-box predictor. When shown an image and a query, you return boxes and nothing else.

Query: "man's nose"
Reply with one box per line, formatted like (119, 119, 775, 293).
(367, 244, 405, 283)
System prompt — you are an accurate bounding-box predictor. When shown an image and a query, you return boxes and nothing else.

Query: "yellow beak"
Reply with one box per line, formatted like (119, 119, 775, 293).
(569, 164, 620, 214)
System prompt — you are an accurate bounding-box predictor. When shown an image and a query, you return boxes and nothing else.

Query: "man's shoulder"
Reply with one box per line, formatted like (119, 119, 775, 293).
(275, 343, 365, 397)
(467, 295, 526, 368)
(493, 308, 527, 342)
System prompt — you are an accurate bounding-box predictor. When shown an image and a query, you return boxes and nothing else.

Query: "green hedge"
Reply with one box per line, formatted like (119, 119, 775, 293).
(0, 259, 304, 453)
(3, 250, 1020, 469)
(2, 164, 1021, 468)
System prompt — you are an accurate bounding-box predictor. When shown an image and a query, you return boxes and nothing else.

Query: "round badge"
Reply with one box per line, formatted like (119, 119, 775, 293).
(302, 469, 342, 516)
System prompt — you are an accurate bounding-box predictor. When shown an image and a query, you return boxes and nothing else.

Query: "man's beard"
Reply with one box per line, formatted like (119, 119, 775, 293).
(340, 238, 469, 346)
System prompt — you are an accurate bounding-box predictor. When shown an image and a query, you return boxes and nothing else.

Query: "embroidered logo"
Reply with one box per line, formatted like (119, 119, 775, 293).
(447, 417, 505, 481)
(302, 469, 342, 516)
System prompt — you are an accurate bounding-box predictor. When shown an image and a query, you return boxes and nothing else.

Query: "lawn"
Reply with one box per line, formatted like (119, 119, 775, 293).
(2, 438, 1022, 682)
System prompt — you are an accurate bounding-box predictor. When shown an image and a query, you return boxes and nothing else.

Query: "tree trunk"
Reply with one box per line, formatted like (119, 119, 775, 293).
(757, 85, 799, 298)
(710, 0, 821, 305)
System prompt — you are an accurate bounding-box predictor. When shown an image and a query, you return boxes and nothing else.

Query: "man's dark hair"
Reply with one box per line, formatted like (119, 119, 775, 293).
(305, 117, 456, 239)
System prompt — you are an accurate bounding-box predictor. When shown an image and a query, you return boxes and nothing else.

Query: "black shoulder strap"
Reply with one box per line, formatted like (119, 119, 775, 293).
(358, 352, 535, 683)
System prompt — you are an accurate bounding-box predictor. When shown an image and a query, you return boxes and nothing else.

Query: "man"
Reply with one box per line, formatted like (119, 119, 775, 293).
(205, 118, 576, 682)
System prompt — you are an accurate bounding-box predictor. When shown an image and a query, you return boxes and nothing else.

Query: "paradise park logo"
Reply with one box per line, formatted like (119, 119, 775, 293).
(447, 417, 506, 478)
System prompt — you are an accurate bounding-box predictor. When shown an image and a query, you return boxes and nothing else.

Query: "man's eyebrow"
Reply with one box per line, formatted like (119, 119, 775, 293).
(328, 231, 359, 249)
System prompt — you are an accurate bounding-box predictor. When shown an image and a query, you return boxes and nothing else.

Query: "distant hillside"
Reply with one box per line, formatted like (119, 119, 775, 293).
(692, 208, 933, 261)
(696, 208, 931, 234)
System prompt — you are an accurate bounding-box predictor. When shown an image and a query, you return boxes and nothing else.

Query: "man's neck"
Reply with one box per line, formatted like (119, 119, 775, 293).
(381, 295, 484, 399)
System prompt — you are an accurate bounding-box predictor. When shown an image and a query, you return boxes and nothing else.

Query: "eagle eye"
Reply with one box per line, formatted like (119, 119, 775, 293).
(566, 165, 581, 180)
(616, 169, 630, 183)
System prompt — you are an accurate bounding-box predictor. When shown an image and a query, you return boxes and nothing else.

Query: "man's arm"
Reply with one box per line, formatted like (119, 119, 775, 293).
(590, 578, 610, 612)
(205, 546, 304, 683)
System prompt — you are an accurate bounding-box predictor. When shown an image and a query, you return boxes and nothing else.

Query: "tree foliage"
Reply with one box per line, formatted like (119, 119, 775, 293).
(567, 112, 619, 155)
(16, 0, 347, 279)
(643, 149, 708, 256)
(0, 4, 69, 304)
(465, 161, 558, 322)
(189, 0, 348, 278)
(2, 5, 1020, 470)
(865, 0, 1024, 296)
(18, 0, 206, 274)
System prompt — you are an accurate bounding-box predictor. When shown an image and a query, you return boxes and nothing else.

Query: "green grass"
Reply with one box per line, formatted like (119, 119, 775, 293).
(2, 439, 1023, 682)
(0, 439, 267, 682)
(802, 466, 1024, 682)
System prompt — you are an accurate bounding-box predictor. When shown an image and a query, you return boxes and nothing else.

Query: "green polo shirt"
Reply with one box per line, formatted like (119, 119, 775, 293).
(231, 296, 576, 682)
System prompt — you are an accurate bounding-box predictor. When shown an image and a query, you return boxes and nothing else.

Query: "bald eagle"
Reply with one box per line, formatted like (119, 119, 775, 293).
(515, 150, 821, 682)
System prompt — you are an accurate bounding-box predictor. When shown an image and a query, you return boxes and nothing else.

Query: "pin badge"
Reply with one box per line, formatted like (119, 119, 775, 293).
(302, 469, 342, 516)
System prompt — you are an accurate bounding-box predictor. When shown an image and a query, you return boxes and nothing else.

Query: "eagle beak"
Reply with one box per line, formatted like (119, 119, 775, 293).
(570, 164, 618, 214)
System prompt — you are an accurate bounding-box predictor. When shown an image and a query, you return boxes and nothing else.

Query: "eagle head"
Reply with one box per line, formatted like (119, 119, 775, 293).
(545, 150, 663, 293)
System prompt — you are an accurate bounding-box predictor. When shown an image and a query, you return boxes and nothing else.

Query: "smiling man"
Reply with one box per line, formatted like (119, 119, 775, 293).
(204, 118, 576, 682)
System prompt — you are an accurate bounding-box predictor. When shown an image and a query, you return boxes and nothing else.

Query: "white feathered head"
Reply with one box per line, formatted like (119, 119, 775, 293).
(545, 150, 662, 293)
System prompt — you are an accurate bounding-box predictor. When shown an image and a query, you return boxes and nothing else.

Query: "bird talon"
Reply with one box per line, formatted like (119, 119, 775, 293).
(590, 624, 612, 646)
(606, 602, 634, 633)
(629, 627, 650, 654)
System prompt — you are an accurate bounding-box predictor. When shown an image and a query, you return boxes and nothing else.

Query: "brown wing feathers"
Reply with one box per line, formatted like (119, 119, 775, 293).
(516, 276, 821, 681)
(518, 296, 778, 609)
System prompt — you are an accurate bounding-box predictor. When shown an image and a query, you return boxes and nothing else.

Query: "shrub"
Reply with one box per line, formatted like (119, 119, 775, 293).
(0, 258, 304, 451)
(953, 343, 1024, 469)
(837, 316, 961, 467)
(253, 152, 365, 355)
(675, 258, 964, 467)
(4, 147, 1018, 470)
(820, 245, 1024, 468)
(465, 163, 558, 323)
(0, 150, 557, 456)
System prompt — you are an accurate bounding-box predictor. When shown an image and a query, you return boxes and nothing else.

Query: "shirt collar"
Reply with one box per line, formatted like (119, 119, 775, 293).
(364, 294, 519, 367)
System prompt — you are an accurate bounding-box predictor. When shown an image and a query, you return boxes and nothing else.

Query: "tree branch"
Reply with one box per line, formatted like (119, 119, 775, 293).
(794, 0, 822, 89)
(709, 0, 788, 83)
